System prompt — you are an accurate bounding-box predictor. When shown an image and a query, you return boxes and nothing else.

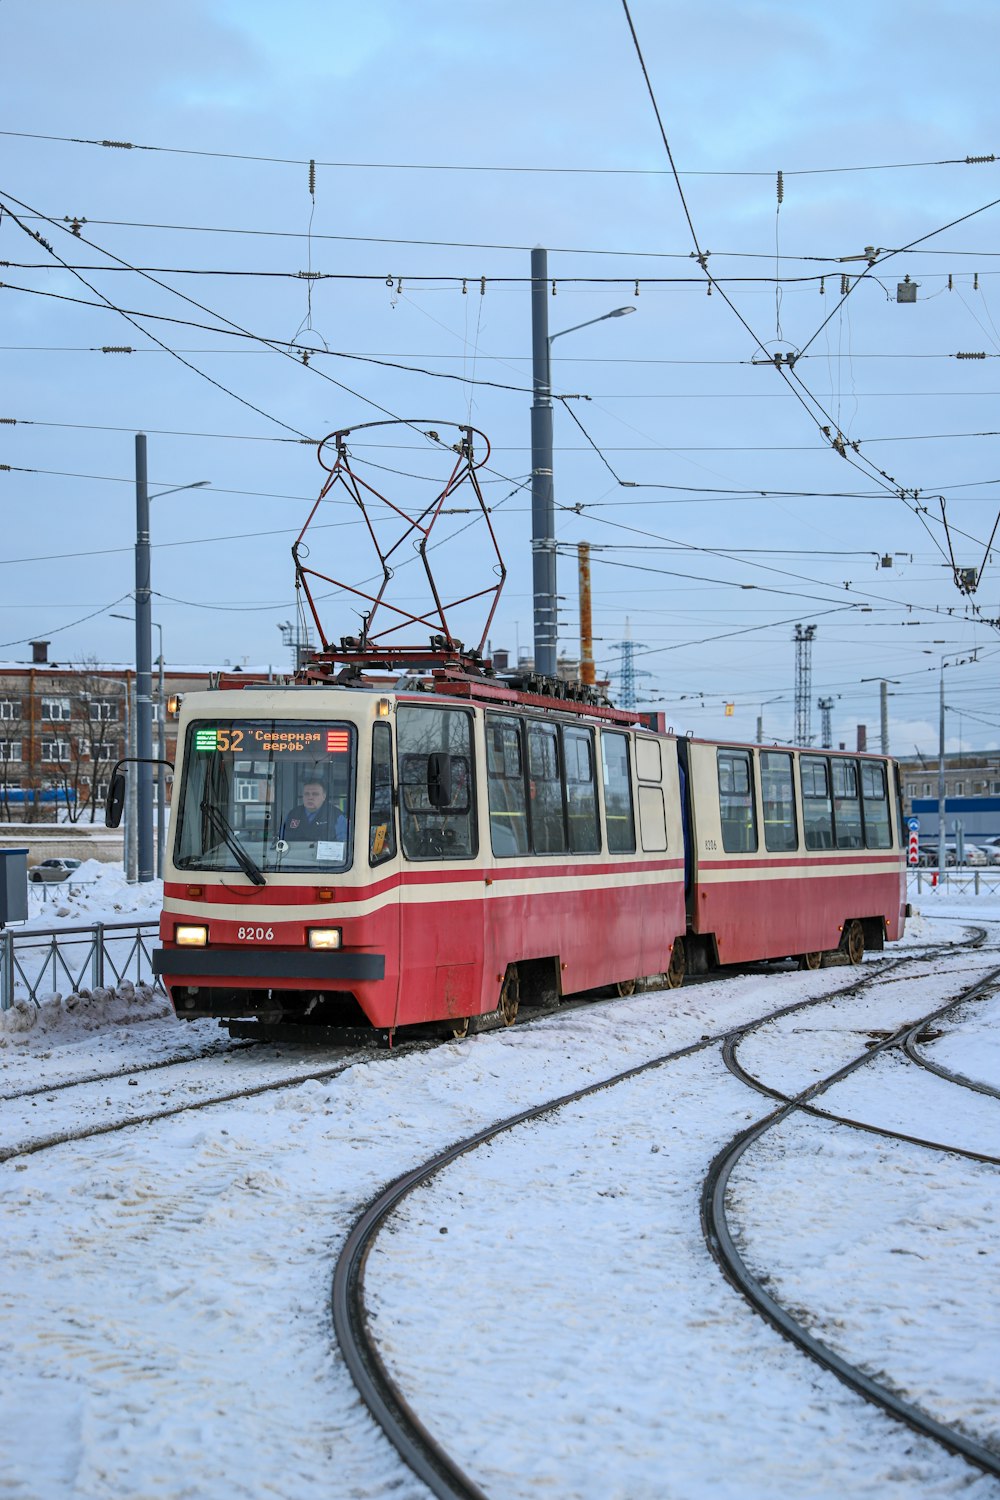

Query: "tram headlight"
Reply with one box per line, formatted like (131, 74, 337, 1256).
(175, 924, 208, 947)
(308, 927, 342, 951)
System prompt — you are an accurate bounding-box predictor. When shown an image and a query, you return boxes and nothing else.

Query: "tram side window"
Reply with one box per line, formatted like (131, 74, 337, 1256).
(564, 727, 600, 853)
(801, 756, 834, 849)
(369, 722, 397, 866)
(486, 715, 529, 856)
(528, 722, 567, 854)
(861, 761, 892, 848)
(717, 749, 758, 853)
(761, 751, 797, 852)
(397, 706, 476, 860)
(602, 732, 636, 853)
(832, 759, 863, 849)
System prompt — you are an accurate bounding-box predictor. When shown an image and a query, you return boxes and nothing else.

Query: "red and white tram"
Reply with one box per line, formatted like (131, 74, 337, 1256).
(145, 664, 907, 1038)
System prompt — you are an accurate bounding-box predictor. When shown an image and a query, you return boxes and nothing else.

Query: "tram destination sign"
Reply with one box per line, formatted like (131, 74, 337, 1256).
(193, 723, 350, 755)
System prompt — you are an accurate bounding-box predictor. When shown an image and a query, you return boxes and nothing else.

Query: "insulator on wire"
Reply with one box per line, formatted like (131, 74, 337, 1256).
(974, 272, 980, 290)
(308, 159, 316, 197)
(949, 274, 953, 290)
(461, 279, 467, 295)
(551, 280, 557, 295)
(820, 276, 825, 295)
(634, 280, 640, 296)
(841, 274, 849, 295)
(480, 276, 486, 296)
(776, 169, 784, 204)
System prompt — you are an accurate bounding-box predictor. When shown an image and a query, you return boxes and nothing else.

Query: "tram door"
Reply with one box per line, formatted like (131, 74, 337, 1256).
(368, 721, 401, 1019)
(395, 705, 484, 1025)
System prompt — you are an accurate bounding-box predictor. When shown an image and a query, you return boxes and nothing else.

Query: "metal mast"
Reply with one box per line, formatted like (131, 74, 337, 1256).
(610, 619, 649, 710)
(818, 695, 834, 749)
(794, 624, 816, 744)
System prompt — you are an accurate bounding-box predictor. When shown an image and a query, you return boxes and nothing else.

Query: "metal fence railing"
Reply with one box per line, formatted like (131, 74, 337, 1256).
(908, 869, 1000, 897)
(0, 921, 160, 1011)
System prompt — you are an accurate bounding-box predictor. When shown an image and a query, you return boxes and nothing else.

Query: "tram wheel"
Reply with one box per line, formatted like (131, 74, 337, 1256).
(798, 951, 823, 971)
(841, 919, 865, 966)
(498, 965, 520, 1026)
(665, 938, 686, 989)
(615, 978, 637, 997)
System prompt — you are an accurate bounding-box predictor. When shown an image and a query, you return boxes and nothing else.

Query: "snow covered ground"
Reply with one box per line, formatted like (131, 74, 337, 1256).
(1, 869, 998, 1498)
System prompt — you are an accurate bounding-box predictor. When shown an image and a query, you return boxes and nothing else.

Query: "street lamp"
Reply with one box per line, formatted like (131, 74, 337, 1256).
(530, 246, 636, 677)
(133, 431, 209, 882)
(923, 647, 978, 844)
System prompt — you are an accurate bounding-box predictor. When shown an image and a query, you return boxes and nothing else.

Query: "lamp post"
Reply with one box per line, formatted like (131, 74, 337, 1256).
(923, 647, 977, 845)
(132, 432, 208, 882)
(530, 247, 635, 678)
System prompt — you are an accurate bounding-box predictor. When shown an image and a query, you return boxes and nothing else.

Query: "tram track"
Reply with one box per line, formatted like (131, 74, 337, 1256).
(0, 1035, 256, 1105)
(705, 963, 1000, 1479)
(332, 932, 999, 1500)
(903, 1017, 1000, 1101)
(0, 1040, 426, 1164)
(5, 926, 996, 1491)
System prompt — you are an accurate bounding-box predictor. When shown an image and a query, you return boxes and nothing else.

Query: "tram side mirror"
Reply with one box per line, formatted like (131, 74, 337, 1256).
(426, 752, 453, 809)
(105, 771, 127, 829)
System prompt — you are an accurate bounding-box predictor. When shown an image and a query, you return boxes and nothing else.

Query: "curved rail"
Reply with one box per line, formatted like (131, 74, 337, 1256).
(903, 1018, 1000, 1101)
(333, 942, 990, 1495)
(705, 961, 1000, 1479)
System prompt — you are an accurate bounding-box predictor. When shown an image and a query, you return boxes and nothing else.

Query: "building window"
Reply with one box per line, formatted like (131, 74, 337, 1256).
(41, 698, 72, 722)
(89, 698, 119, 722)
(954, 782, 964, 796)
(95, 743, 117, 762)
(0, 740, 21, 763)
(905, 782, 916, 798)
(923, 782, 931, 796)
(0, 700, 20, 720)
(41, 739, 71, 762)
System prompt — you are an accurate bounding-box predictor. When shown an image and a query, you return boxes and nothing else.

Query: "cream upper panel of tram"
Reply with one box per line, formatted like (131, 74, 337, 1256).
(166, 692, 684, 889)
(684, 739, 901, 870)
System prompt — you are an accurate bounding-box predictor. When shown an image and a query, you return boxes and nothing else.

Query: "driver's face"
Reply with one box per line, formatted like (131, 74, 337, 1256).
(302, 783, 326, 810)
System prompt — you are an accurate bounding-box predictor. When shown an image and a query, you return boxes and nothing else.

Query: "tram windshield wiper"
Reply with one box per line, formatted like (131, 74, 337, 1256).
(200, 801, 267, 887)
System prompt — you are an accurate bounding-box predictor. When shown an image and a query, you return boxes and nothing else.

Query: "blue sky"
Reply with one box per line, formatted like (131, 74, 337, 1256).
(3, 0, 1000, 753)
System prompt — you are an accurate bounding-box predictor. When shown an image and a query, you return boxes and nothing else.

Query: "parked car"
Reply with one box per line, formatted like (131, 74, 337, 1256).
(28, 858, 83, 884)
(961, 844, 989, 866)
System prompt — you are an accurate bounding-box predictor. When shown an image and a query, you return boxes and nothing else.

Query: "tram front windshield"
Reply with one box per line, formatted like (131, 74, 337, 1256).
(174, 719, 356, 877)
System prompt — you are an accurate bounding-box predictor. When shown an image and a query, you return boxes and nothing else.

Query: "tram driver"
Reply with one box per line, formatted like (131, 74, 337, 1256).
(280, 777, 347, 843)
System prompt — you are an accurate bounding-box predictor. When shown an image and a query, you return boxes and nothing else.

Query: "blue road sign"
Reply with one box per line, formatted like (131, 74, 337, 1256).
(907, 817, 920, 833)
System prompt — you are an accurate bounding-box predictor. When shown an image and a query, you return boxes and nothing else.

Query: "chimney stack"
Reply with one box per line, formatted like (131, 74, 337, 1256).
(30, 641, 50, 664)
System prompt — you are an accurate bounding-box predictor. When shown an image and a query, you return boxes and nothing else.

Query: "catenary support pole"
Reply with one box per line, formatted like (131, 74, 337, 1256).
(937, 662, 946, 845)
(156, 632, 166, 879)
(578, 542, 595, 685)
(530, 248, 557, 678)
(880, 679, 890, 755)
(135, 433, 154, 882)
